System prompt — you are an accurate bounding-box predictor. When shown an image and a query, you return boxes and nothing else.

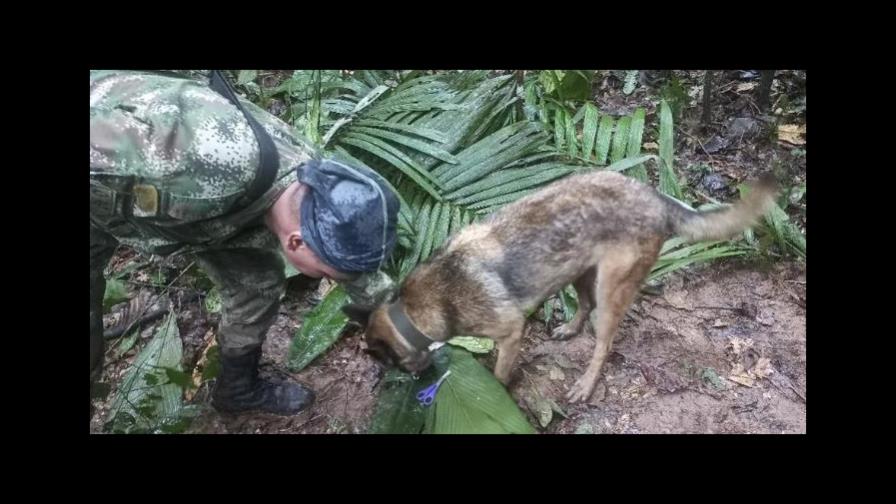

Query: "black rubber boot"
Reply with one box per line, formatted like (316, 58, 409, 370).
(212, 347, 314, 415)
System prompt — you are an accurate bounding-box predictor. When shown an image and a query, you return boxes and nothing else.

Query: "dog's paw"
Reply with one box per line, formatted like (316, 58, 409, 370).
(566, 376, 597, 403)
(550, 323, 581, 340)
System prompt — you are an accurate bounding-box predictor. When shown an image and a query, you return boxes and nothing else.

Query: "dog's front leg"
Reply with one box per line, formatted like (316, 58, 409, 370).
(493, 322, 525, 386)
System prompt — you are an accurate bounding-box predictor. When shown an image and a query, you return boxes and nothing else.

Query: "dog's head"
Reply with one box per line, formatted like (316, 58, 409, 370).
(343, 301, 433, 375)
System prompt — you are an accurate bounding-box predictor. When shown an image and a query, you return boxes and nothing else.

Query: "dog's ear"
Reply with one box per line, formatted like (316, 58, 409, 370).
(342, 304, 373, 328)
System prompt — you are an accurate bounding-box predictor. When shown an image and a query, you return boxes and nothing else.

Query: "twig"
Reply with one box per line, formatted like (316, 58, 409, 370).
(693, 188, 723, 205)
(693, 305, 743, 313)
(675, 126, 715, 161)
(104, 291, 202, 340)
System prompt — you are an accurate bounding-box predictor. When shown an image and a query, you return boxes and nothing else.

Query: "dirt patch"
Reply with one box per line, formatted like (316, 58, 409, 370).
(91, 257, 805, 434)
(515, 260, 805, 434)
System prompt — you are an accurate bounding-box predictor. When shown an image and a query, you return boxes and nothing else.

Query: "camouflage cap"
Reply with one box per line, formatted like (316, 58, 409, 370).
(297, 158, 399, 274)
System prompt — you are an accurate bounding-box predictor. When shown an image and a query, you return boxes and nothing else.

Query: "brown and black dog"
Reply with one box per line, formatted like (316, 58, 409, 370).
(344, 170, 777, 403)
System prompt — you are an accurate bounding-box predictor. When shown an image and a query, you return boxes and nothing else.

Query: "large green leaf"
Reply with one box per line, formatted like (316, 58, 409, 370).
(287, 286, 350, 372)
(446, 336, 494, 354)
(610, 116, 632, 163)
(450, 166, 574, 206)
(658, 100, 683, 199)
(758, 199, 806, 258)
(368, 368, 432, 434)
(349, 126, 459, 164)
(594, 116, 615, 165)
(649, 240, 750, 282)
(369, 346, 536, 434)
(106, 313, 184, 433)
(581, 103, 600, 160)
(437, 123, 546, 190)
(339, 133, 443, 201)
(626, 108, 648, 182)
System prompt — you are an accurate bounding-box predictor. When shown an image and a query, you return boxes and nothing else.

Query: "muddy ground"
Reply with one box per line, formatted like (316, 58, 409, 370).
(89, 70, 806, 434)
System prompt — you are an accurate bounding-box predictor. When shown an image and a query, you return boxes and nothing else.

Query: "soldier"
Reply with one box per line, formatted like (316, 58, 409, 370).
(90, 70, 399, 418)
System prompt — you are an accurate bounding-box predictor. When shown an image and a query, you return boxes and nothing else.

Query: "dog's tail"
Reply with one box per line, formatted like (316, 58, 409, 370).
(665, 173, 778, 242)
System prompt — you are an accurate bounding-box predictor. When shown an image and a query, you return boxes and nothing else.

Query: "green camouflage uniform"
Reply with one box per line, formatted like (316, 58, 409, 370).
(90, 70, 395, 384)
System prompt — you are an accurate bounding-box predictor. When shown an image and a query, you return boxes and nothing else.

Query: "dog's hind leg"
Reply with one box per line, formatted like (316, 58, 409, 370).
(550, 266, 597, 340)
(567, 241, 661, 403)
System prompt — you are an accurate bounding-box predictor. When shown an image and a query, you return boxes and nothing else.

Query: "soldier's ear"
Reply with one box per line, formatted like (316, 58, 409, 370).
(287, 232, 304, 252)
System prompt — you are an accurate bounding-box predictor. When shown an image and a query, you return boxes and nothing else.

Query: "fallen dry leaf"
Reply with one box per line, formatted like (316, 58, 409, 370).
(752, 357, 775, 379)
(549, 365, 566, 381)
(186, 328, 217, 401)
(727, 336, 754, 356)
(643, 142, 659, 150)
(778, 124, 806, 145)
(727, 357, 775, 388)
(727, 374, 756, 387)
(737, 82, 758, 92)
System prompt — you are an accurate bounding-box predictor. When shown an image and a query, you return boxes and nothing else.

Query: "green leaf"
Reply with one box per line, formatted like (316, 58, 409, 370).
(431, 202, 453, 257)
(553, 108, 566, 150)
(322, 85, 390, 145)
(200, 346, 221, 381)
(428, 347, 536, 434)
(658, 100, 683, 199)
(438, 123, 546, 190)
(581, 104, 599, 160)
(448, 205, 464, 236)
(353, 119, 448, 143)
(447, 336, 495, 354)
(565, 110, 578, 158)
(610, 116, 632, 164)
(604, 154, 660, 173)
(560, 285, 578, 322)
(304, 72, 323, 145)
(106, 313, 183, 433)
(368, 368, 431, 434)
(648, 240, 750, 283)
(103, 278, 130, 312)
(339, 133, 443, 201)
(469, 188, 537, 212)
(349, 126, 459, 164)
(401, 200, 433, 278)
(420, 202, 445, 262)
(759, 200, 806, 258)
(114, 330, 139, 358)
(594, 116, 615, 165)
(287, 286, 350, 372)
(626, 108, 648, 182)
(451, 166, 574, 206)
(204, 287, 222, 314)
(163, 367, 196, 390)
(237, 70, 257, 85)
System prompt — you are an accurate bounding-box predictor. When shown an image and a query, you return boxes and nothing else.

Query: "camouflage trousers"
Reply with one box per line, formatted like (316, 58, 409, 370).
(90, 223, 286, 388)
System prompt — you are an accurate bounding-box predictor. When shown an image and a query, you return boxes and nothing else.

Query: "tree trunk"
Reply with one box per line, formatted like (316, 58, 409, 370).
(757, 70, 775, 111)
(702, 70, 714, 127)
